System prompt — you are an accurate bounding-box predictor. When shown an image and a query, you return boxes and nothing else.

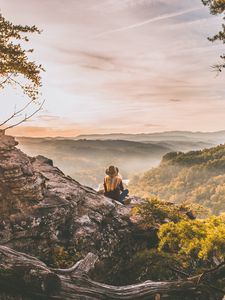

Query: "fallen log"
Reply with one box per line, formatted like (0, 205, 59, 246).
(0, 246, 224, 300)
(0, 246, 61, 296)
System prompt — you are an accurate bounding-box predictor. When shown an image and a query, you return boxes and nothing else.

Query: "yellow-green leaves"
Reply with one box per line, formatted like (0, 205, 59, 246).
(158, 215, 225, 261)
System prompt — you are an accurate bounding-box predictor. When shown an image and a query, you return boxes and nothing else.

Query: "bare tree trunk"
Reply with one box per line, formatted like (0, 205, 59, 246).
(0, 246, 224, 300)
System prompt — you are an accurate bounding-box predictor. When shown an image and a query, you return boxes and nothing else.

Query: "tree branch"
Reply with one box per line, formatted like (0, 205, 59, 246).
(0, 98, 35, 127)
(3, 100, 45, 131)
(50, 253, 98, 275)
(0, 75, 11, 88)
(0, 246, 224, 300)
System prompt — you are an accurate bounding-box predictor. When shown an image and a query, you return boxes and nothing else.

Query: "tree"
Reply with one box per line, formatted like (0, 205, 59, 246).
(0, 245, 225, 300)
(0, 13, 44, 131)
(202, 0, 225, 72)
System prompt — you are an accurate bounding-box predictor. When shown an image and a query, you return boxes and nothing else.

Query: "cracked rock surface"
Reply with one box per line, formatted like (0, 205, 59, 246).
(0, 130, 151, 282)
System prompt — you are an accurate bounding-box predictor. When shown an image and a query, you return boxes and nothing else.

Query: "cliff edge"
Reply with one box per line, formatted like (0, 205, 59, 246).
(0, 130, 150, 283)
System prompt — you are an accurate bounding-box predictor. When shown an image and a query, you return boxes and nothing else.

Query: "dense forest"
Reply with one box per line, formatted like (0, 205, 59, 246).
(129, 144, 225, 214)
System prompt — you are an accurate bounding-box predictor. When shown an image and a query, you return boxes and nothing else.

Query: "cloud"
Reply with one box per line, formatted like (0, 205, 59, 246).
(92, 0, 156, 12)
(34, 114, 61, 122)
(63, 49, 115, 64)
(31, 114, 81, 129)
(8, 126, 81, 137)
(76, 51, 117, 71)
(93, 7, 202, 38)
(52, 47, 118, 71)
(169, 99, 182, 102)
(1, 0, 225, 136)
(144, 123, 161, 128)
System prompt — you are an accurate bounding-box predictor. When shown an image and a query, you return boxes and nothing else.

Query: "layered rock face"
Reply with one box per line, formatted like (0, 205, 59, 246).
(0, 130, 150, 283)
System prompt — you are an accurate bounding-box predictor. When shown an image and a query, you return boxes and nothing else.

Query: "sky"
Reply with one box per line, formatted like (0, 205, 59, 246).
(0, 0, 225, 137)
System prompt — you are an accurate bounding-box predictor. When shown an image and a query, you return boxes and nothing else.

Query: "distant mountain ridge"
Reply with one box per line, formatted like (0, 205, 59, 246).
(129, 143, 225, 214)
(17, 138, 172, 188)
(75, 130, 225, 144)
(16, 132, 224, 188)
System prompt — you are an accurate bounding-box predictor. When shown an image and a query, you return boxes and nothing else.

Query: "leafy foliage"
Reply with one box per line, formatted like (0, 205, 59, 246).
(0, 13, 44, 130)
(202, 0, 225, 72)
(130, 200, 225, 282)
(132, 197, 203, 229)
(129, 144, 225, 214)
(159, 215, 225, 263)
(0, 13, 43, 99)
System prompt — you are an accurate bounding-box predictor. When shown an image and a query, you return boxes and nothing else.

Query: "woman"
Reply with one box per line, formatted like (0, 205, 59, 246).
(103, 165, 129, 204)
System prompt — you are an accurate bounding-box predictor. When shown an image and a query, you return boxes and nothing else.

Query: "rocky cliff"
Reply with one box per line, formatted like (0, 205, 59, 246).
(0, 131, 224, 300)
(0, 130, 151, 284)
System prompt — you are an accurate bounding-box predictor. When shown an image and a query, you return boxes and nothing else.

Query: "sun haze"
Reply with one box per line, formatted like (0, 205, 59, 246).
(1, 0, 225, 137)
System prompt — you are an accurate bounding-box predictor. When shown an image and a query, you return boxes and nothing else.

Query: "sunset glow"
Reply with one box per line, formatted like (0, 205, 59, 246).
(1, 0, 225, 137)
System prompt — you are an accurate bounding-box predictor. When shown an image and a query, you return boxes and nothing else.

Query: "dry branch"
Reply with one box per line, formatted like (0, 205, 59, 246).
(0, 98, 35, 127)
(0, 246, 224, 300)
(2, 99, 45, 130)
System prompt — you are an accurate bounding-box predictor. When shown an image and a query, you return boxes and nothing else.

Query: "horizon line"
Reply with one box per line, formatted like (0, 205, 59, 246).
(11, 129, 225, 139)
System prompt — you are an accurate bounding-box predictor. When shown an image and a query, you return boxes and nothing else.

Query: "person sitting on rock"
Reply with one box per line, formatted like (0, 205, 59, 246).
(103, 165, 129, 204)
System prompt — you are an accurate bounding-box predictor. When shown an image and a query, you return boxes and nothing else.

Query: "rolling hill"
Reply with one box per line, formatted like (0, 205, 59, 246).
(75, 130, 225, 144)
(129, 143, 225, 214)
(16, 131, 225, 189)
(17, 138, 172, 188)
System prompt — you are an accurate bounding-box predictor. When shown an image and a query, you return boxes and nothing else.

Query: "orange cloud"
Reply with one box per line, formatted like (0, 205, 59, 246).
(8, 126, 82, 137)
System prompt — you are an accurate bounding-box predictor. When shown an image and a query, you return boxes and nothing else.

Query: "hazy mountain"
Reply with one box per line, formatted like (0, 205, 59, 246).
(75, 130, 225, 144)
(16, 132, 223, 189)
(17, 138, 172, 188)
(129, 143, 225, 214)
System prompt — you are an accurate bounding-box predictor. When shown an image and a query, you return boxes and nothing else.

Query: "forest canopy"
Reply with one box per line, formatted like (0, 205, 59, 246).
(129, 144, 225, 214)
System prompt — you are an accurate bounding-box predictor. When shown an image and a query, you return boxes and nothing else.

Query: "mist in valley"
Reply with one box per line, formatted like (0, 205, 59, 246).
(16, 131, 224, 189)
(17, 138, 166, 188)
